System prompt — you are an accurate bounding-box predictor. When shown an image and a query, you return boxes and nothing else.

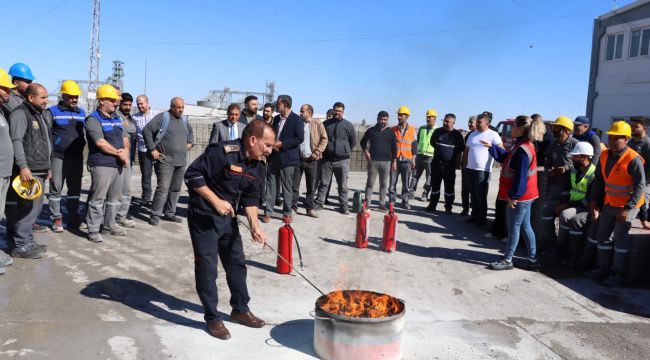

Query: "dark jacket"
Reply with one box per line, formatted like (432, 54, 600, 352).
(322, 118, 356, 161)
(270, 111, 304, 167)
(239, 112, 263, 125)
(9, 101, 51, 173)
(48, 103, 87, 159)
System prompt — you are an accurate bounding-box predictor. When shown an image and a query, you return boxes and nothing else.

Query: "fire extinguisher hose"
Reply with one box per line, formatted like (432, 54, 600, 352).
(287, 224, 304, 271)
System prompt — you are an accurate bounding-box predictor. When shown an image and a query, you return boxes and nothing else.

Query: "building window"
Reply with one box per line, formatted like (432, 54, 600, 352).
(630, 28, 650, 58)
(606, 33, 624, 61)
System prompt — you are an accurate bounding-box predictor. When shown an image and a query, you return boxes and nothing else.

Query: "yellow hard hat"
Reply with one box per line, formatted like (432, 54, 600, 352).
(397, 106, 410, 116)
(606, 121, 632, 137)
(0, 68, 16, 89)
(60, 80, 82, 96)
(96, 84, 120, 100)
(426, 109, 438, 118)
(553, 116, 574, 131)
(12, 176, 43, 200)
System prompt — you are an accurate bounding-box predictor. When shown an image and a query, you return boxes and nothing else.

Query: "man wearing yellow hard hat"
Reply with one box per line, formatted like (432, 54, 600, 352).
(6, 83, 51, 259)
(0, 69, 17, 272)
(46, 80, 86, 233)
(409, 109, 437, 202)
(84, 84, 130, 243)
(586, 121, 645, 287)
(389, 106, 418, 209)
(539, 116, 579, 253)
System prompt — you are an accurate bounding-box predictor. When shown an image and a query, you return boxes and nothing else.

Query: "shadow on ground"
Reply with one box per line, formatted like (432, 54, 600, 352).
(268, 319, 317, 358)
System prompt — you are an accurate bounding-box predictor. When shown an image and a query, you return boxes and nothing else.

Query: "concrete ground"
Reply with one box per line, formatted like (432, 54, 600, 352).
(1, 169, 650, 360)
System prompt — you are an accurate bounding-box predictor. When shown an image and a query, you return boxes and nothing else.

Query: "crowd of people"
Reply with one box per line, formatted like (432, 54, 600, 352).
(0, 61, 648, 338)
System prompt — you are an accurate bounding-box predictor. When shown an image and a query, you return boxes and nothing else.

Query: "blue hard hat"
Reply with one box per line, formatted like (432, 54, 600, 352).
(8, 63, 35, 81)
(574, 116, 591, 126)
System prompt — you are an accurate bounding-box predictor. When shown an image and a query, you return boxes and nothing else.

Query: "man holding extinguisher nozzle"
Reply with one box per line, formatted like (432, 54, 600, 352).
(184, 120, 274, 341)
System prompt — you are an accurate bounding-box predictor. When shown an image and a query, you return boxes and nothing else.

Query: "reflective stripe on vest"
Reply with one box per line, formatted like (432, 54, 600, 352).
(569, 163, 596, 202)
(600, 147, 645, 208)
(497, 140, 539, 201)
(393, 125, 416, 160)
(417, 126, 435, 157)
(501, 142, 537, 178)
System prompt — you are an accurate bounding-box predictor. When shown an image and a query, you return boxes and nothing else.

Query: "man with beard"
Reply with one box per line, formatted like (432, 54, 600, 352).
(115, 92, 137, 228)
(240, 95, 263, 124)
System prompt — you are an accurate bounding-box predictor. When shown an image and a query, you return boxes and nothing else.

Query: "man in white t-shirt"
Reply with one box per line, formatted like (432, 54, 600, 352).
(463, 113, 503, 226)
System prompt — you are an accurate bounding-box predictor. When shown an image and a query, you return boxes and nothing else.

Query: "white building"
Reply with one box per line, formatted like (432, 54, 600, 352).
(586, 0, 650, 133)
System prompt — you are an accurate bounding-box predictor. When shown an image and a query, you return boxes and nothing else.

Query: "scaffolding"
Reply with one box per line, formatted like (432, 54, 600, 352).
(197, 81, 275, 110)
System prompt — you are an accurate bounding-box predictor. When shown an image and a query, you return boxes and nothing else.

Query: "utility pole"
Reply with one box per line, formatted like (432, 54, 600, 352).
(87, 0, 101, 111)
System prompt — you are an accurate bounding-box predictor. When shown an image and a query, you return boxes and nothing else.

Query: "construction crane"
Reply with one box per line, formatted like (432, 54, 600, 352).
(87, 0, 101, 111)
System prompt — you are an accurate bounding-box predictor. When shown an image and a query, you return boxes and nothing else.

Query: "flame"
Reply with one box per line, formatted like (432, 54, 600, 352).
(319, 290, 402, 318)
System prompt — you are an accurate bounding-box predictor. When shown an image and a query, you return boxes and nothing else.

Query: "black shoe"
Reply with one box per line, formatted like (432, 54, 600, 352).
(341, 206, 349, 215)
(515, 258, 541, 272)
(464, 217, 477, 224)
(149, 216, 160, 226)
(425, 204, 437, 213)
(314, 203, 323, 211)
(11, 244, 45, 259)
(142, 201, 153, 208)
(161, 215, 182, 223)
(490, 258, 513, 271)
(459, 209, 469, 216)
(275, 199, 283, 207)
(445, 208, 453, 215)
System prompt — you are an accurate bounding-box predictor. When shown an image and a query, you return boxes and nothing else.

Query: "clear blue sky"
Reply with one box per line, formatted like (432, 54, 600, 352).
(0, 0, 635, 129)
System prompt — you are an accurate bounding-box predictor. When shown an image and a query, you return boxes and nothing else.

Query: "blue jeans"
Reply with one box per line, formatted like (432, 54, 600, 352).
(504, 199, 537, 261)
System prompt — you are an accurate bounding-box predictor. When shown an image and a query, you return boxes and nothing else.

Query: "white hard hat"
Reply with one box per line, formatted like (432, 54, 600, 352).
(569, 142, 594, 156)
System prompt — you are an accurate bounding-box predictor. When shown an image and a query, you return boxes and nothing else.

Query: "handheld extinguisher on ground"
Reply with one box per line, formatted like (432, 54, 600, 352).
(355, 200, 370, 249)
(276, 221, 304, 274)
(382, 202, 398, 252)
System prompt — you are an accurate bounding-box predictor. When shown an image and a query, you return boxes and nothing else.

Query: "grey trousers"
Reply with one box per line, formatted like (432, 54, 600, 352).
(265, 161, 295, 216)
(292, 159, 318, 210)
(152, 163, 185, 218)
(7, 175, 45, 248)
(389, 160, 412, 203)
(365, 160, 390, 205)
(48, 156, 83, 221)
(316, 159, 350, 207)
(409, 155, 432, 197)
(117, 164, 133, 219)
(86, 166, 123, 233)
(0, 176, 9, 220)
(595, 204, 639, 273)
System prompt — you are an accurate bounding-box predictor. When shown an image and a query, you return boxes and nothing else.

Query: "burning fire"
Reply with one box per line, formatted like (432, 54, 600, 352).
(318, 290, 403, 318)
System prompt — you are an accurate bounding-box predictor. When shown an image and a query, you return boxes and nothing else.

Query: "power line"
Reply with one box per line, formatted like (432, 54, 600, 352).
(0, 0, 69, 38)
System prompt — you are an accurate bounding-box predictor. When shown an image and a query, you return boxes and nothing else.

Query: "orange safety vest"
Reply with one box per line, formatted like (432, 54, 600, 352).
(600, 142, 608, 152)
(393, 125, 417, 160)
(600, 147, 645, 208)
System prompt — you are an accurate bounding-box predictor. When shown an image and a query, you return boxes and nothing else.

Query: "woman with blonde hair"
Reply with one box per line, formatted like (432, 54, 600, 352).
(482, 115, 546, 270)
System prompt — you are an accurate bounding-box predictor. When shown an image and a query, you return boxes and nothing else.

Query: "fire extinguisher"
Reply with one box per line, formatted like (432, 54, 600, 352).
(355, 200, 370, 249)
(276, 222, 304, 274)
(382, 202, 398, 252)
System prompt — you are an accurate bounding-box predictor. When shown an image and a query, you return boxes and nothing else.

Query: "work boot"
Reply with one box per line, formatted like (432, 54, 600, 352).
(490, 258, 513, 271)
(402, 201, 411, 210)
(579, 241, 597, 269)
(230, 310, 265, 328)
(101, 227, 127, 237)
(116, 216, 136, 228)
(306, 209, 319, 218)
(603, 272, 625, 287)
(460, 209, 469, 217)
(206, 321, 231, 340)
(161, 215, 183, 223)
(33, 224, 48, 233)
(88, 232, 104, 243)
(341, 206, 349, 215)
(425, 203, 437, 213)
(52, 219, 64, 233)
(149, 216, 160, 226)
(11, 244, 45, 259)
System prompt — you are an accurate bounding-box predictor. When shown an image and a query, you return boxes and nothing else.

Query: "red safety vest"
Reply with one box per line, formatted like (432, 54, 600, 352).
(498, 140, 538, 201)
(601, 147, 644, 208)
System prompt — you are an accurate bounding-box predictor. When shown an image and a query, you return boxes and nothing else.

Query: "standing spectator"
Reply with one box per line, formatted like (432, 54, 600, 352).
(488, 115, 546, 270)
(210, 104, 244, 144)
(291, 104, 328, 217)
(84, 85, 129, 243)
(143, 97, 194, 226)
(587, 121, 645, 287)
(47, 80, 86, 232)
(540, 116, 579, 249)
(240, 95, 263, 124)
(262, 103, 274, 125)
(1, 63, 34, 117)
(263, 95, 304, 223)
(0, 69, 16, 271)
(628, 117, 650, 230)
(132, 95, 160, 208)
(573, 116, 601, 166)
(426, 114, 465, 214)
(360, 111, 397, 211)
(321, 109, 336, 205)
(389, 106, 417, 209)
(7, 83, 51, 258)
(461, 116, 477, 216)
(465, 113, 503, 227)
(315, 102, 356, 214)
(115, 92, 137, 228)
(259, 103, 274, 207)
(409, 109, 437, 201)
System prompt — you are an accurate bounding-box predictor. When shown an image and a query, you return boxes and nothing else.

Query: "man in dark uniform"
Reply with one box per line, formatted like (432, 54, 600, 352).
(184, 120, 274, 340)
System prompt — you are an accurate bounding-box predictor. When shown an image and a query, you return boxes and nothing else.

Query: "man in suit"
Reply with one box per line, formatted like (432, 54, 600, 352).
(262, 95, 304, 223)
(209, 104, 244, 144)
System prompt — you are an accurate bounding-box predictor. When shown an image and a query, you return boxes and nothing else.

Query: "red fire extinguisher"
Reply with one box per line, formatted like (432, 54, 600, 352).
(277, 223, 294, 274)
(382, 202, 398, 252)
(355, 200, 370, 249)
